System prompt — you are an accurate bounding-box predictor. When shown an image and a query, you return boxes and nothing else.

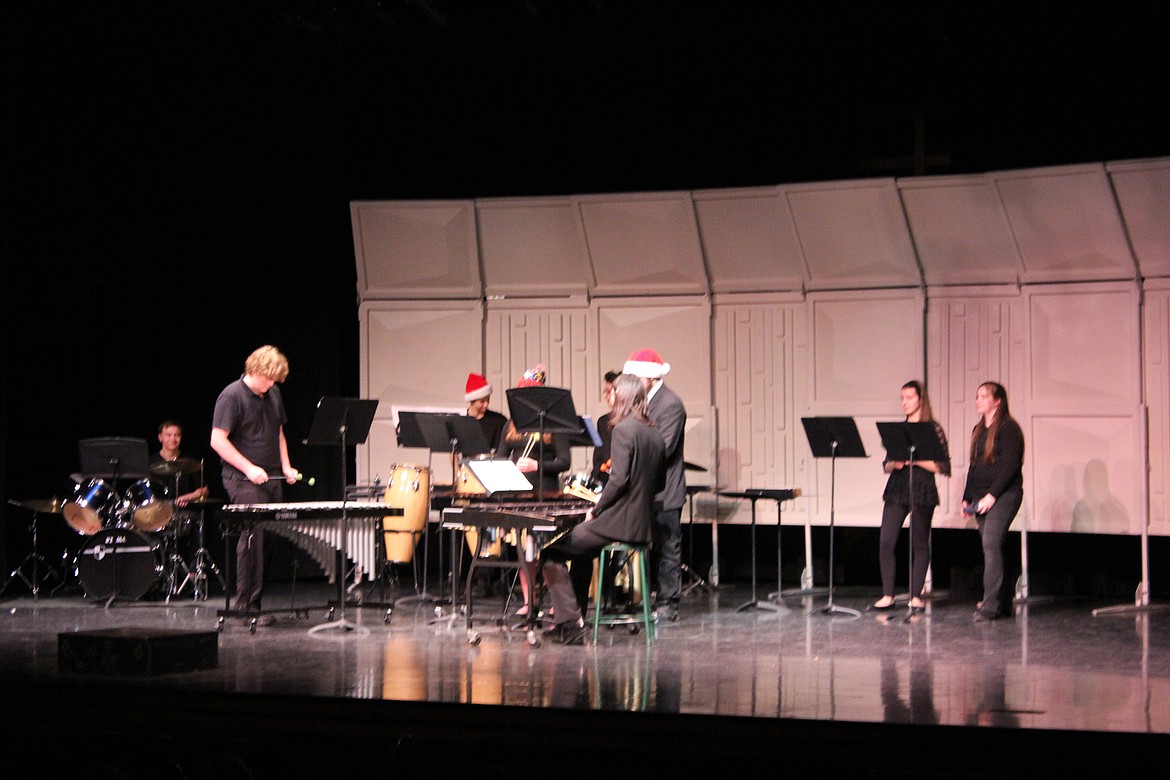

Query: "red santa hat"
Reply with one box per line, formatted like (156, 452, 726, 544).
(623, 348, 670, 379)
(464, 373, 492, 402)
(517, 364, 547, 387)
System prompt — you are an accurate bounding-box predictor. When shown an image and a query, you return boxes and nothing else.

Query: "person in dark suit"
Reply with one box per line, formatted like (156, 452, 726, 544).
(540, 374, 666, 644)
(623, 348, 687, 622)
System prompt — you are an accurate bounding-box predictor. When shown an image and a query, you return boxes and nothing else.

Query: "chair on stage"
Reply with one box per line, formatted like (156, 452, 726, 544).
(592, 541, 655, 644)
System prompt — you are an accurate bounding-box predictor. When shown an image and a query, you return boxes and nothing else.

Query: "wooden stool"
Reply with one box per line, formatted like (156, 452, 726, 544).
(592, 542, 654, 644)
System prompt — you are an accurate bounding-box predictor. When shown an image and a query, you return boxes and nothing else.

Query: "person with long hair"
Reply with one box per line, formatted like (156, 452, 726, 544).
(871, 381, 950, 613)
(539, 374, 666, 644)
(962, 381, 1025, 622)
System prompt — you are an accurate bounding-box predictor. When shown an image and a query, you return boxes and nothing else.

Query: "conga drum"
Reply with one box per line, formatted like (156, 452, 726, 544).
(382, 464, 429, 563)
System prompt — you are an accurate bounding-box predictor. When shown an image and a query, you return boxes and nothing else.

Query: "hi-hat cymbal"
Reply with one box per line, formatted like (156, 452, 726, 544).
(150, 458, 202, 477)
(19, 498, 69, 514)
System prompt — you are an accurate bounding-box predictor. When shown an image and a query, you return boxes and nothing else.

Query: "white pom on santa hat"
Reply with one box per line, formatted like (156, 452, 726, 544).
(623, 348, 670, 379)
(465, 373, 492, 402)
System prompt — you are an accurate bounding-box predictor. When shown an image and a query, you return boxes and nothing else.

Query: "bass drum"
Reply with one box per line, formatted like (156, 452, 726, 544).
(124, 478, 175, 533)
(382, 464, 430, 564)
(76, 528, 162, 601)
(62, 478, 119, 535)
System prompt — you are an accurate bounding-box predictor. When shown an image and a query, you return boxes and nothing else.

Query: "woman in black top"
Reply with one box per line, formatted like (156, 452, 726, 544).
(872, 381, 950, 613)
(962, 381, 1025, 622)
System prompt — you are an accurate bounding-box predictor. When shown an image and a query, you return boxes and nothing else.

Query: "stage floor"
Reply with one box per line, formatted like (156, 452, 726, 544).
(2, 577, 1168, 778)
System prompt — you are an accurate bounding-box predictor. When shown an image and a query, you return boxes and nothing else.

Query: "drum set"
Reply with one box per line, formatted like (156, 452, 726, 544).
(56, 458, 222, 602)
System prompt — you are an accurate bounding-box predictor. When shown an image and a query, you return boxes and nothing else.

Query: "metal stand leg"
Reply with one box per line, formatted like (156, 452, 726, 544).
(680, 488, 711, 597)
(0, 509, 64, 600)
(178, 510, 224, 600)
(812, 447, 860, 619)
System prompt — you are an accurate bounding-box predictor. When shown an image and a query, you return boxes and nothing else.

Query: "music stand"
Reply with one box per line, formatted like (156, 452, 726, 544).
(877, 421, 949, 622)
(569, 416, 604, 448)
(305, 397, 378, 636)
(77, 437, 151, 481)
(505, 386, 583, 497)
(444, 415, 492, 458)
(395, 411, 461, 611)
(801, 417, 867, 618)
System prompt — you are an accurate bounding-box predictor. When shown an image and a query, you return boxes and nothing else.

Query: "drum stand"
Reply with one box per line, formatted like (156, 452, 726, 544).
(1, 501, 65, 599)
(175, 504, 224, 600)
(163, 533, 193, 602)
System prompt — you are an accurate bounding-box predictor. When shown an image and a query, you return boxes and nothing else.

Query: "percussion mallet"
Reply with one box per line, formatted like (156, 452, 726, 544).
(267, 473, 316, 486)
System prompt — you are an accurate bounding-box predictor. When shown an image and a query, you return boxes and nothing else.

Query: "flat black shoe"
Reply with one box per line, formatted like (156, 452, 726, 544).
(973, 609, 999, 623)
(868, 601, 895, 612)
(545, 621, 586, 645)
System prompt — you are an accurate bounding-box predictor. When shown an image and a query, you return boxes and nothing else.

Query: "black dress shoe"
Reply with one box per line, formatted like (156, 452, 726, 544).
(973, 609, 999, 623)
(544, 621, 586, 645)
(868, 601, 896, 612)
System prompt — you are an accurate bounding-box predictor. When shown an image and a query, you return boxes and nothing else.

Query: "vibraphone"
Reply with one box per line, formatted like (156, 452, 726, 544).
(220, 501, 404, 585)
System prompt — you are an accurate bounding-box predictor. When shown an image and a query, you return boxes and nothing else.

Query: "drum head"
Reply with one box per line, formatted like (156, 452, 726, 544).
(125, 479, 175, 533)
(62, 479, 116, 535)
(76, 528, 161, 601)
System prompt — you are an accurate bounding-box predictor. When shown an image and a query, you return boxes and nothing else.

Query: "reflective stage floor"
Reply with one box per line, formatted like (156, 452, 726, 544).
(2, 577, 1168, 779)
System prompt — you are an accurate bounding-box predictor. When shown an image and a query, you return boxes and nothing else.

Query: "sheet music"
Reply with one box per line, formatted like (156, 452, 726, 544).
(464, 458, 533, 493)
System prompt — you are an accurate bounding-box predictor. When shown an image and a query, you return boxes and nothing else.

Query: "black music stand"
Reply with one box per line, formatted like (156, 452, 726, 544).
(877, 421, 949, 622)
(396, 411, 461, 612)
(569, 416, 604, 449)
(801, 417, 867, 618)
(305, 396, 378, 636)
(505, 386, 583, 497)
(77, 437, 151, 482)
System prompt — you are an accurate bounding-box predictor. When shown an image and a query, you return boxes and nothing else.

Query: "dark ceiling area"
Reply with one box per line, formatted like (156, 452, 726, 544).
(7, 1, 1170, 201)
(2, 1, 1169, 503)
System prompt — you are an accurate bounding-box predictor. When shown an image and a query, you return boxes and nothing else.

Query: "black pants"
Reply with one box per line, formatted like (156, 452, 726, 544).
(878, 501, 935, 599)
(223, 473, 281, 611)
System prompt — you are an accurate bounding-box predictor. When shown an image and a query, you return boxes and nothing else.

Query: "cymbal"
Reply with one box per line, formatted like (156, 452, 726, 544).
(151, 458, 202, 477)
(683, 461, 708, 472)
(184, 497, 224, 506)
(18, 498, 69, 514)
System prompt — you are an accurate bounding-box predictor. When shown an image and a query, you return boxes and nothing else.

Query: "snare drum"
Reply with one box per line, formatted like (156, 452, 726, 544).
(124, 478, 175, 533)
(62, 478, 119, 535)
(382, 464, 430, 563)
(75, 527, 162, 601)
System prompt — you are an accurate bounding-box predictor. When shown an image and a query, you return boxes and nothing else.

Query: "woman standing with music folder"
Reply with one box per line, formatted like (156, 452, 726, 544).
(540, 374, 666, 645)
(962, 381, 1024, 622)
(871, 381, 950, 613)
